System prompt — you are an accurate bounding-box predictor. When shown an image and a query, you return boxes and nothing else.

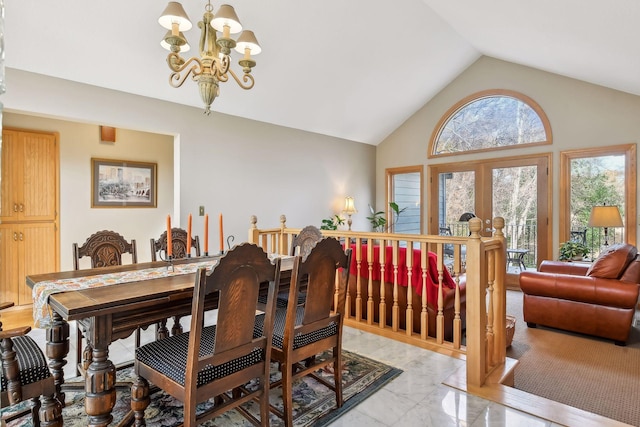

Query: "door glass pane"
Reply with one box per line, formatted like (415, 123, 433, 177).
(438, 171, 475, 236)
(570, 155, 625, 258)
(390, 172, 421, 234)
(492, 166, 537, 270)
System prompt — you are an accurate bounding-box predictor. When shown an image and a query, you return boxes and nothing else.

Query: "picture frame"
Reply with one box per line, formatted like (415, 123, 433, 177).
(91, 158, 157, 208)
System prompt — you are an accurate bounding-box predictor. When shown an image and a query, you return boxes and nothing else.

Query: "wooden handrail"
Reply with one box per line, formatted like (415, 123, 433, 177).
(248, 214, 507, 387)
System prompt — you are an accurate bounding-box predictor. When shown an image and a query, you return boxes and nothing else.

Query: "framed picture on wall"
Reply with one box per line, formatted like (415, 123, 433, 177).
(91, 158, 157, 208)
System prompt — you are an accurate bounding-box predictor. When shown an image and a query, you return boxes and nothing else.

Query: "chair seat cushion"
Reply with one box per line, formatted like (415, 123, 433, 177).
(135, 325, 263, 387)
(255, 306, 337, 350)
(0, 335, 51, 392)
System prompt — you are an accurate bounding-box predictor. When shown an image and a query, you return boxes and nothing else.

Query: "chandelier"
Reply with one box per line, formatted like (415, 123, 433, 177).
(158, 1, 261, 115)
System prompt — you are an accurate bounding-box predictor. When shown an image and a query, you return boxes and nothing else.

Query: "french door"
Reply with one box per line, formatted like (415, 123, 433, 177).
(429, 154, 551, 283)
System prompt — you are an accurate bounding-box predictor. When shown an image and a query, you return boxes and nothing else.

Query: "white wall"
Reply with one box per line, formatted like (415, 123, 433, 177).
(2, 69, 376, 270)
(378, 56, 640, 249)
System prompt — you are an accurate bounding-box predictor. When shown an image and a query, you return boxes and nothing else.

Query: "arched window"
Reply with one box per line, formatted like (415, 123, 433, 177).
(429, 89, 552, 158)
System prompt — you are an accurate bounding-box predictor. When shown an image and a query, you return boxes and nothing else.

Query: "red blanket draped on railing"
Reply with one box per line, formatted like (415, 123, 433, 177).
(348, 244, 456, 301)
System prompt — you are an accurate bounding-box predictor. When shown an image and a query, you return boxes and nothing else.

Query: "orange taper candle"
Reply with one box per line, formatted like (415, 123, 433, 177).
(204, 214, 209, 254)
(219, 213, 224, 253)
(166, 215, 172, 258)
(186, 213, 192, 256)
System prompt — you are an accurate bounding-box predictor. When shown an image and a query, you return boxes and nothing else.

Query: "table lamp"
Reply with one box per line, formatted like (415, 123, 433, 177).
(343, 196, 357, 231)
(588, 205, 623, 246)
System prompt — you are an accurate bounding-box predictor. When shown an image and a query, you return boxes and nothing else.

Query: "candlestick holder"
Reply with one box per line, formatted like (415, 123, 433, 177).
(159, 250, 175, 272)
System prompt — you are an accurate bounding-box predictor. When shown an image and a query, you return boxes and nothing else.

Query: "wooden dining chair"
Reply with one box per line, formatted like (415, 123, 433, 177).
(150, 228, 202, 339)
(130, 243, 281, 427)
(72, 230, 138, 376)
(260, 237, 351, 426)
(259, 225, 324, 309)
(1, 302, 63, 427)
(149, 228, 200, 261)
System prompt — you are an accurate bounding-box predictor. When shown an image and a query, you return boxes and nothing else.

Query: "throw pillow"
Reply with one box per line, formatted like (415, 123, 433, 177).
(620, 254, 640, 283)
(587, 243, 637, 279)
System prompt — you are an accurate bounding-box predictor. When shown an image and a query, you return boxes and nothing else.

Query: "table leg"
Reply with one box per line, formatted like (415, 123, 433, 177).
(45, 311, 69, 407)
(85, 316, 116, 427)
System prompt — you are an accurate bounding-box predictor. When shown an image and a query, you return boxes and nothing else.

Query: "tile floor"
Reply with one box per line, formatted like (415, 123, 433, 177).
(26, 322, 560, 427)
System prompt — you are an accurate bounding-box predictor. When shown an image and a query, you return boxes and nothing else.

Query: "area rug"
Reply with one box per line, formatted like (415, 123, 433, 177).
(506, 289, 640, 426)
(3, 350, 401, 427)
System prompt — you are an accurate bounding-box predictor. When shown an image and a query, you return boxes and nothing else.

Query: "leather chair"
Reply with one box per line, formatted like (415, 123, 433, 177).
(520, 243, 640, 345)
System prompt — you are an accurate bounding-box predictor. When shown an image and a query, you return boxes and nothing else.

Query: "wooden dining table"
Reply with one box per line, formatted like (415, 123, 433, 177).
(26, 254, 294, 427)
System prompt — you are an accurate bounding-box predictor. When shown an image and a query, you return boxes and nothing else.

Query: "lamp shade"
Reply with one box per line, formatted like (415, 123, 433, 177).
(158, 1, 193, 32)
(588, 205, 623, 228)
(343, 196, 357, 215)
(234, 30, 262, 55)
(160, 30, 190, 52)
(211, 4, 243, 34)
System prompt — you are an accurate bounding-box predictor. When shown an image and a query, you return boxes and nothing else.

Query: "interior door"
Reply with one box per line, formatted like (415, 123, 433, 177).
(429, 154, 551, 285)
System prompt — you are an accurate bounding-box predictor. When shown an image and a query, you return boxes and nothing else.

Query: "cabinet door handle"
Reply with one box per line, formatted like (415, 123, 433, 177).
(19, 203, 24, 212)
(19, 232, 24, 241)
(13, 232, 18, 241)
(13, 203, 18, 212)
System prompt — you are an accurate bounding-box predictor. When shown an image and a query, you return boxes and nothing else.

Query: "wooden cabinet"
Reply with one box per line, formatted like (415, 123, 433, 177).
(1, 129, 58, 222)
(0, 223, 57, 304)
(0, 128, 59, 305)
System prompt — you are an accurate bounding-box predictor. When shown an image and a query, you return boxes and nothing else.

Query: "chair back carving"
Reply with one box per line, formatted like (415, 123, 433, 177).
(291, 225, 323, 259)
(73, 230, 137, 270)
(150, 228, 201, 261)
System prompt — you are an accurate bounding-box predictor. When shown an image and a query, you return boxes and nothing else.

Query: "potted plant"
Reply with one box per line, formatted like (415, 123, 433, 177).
(558, 241, 590, 261)
(366, 202, 406, 232)
(320, 214, 344, 230)
(366, 205, 387, 232)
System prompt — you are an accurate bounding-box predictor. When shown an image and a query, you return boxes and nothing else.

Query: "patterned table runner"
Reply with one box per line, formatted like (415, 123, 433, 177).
(32, 260, 219, 328)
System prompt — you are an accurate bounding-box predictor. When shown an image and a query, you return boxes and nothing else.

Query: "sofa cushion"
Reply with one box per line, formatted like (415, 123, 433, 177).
(587, 243, 637, 279)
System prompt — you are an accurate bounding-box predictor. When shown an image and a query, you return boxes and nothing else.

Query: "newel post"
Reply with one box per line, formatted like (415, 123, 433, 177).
(248, 215, 259, 244)
(279, 214, 289, 255)
(465, 217, 487, 387)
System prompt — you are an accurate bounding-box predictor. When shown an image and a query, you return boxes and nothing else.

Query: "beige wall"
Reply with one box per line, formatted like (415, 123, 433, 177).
(3, 113, 174, 269)
(378, 56, 640, 249)
(2, 69, 376, 271)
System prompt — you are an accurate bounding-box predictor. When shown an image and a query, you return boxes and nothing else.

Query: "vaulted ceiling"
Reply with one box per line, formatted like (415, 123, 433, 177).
(5, 0, 640, 145)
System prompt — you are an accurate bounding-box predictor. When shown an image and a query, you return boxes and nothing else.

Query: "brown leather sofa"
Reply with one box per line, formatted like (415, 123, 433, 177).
(520, 243, 640, 345)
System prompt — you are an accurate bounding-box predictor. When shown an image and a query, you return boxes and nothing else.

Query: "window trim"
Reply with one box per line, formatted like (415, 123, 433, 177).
(428, 89, 553, 159)
(559, 144, 636, 246)
(386, 165, 424, 234)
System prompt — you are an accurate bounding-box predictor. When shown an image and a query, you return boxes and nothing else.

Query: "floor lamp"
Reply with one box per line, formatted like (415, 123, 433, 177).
(588, 205, 623, 246)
